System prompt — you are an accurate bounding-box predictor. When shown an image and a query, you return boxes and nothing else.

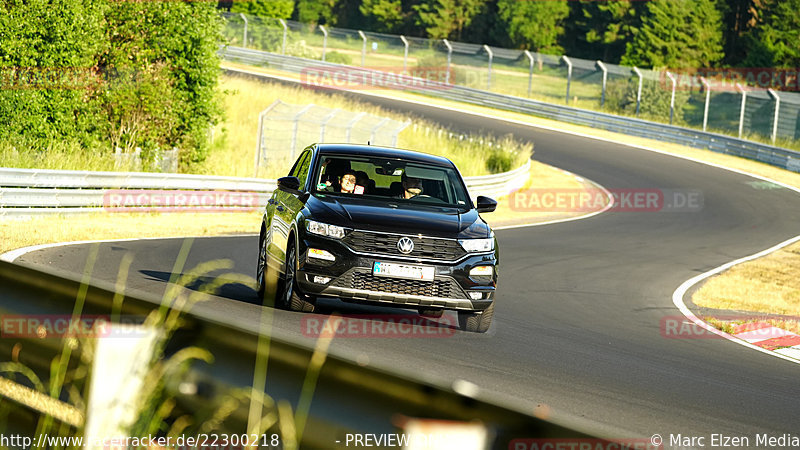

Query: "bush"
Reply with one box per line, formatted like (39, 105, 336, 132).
(324, 51, 352, 65)
(605, 76, 690, 124)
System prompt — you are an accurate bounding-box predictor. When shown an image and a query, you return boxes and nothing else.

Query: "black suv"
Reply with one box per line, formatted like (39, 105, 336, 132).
(256, 144, 499, 332)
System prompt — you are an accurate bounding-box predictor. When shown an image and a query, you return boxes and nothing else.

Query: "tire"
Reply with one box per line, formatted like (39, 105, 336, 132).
(457, 302, 494, 333)
(418, 308, 444, 318)
(256, 227, 268, 299)
(279, 239, 316, 312)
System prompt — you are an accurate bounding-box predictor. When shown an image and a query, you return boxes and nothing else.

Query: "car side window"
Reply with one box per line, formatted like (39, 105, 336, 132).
(289, 151, 311, 189)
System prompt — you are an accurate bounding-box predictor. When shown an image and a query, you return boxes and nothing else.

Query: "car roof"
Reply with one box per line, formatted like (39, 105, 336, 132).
(313, 143, 455, 168)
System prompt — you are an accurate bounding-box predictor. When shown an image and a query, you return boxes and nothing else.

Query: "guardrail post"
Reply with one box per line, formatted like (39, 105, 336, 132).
(597, 61, 608, 108)
(666, 71, 677, 125)
(278, 19, 287, 55)
(524, 50, 534, 97)
(443, 39, 453, 85)
(700, 76, 711, 132)
(239, 13, 248, 48)
(562, 56, 573, 104)
(400, 35, 409, 71)
(319, 25, 328, 61)
(633, 67, 643, 116)
(768, 88, 781, 144)
(483, 45, 493, 90)
(358, 31, 367, 67)
(736, 83, 747, 139)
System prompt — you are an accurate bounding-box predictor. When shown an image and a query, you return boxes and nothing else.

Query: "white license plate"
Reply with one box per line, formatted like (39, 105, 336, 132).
(373, 262, 435, 281)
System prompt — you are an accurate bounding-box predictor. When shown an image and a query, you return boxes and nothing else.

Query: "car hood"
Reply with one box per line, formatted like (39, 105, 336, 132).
(307, 194, 490, 238)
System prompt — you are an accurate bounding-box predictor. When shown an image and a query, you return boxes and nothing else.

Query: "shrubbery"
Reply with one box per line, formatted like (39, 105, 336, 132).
(0, 0, 223, 171)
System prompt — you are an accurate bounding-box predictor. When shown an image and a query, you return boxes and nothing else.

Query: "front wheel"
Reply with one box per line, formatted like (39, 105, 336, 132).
(279, 240, 316, 312)
(457, 302, 494, 333)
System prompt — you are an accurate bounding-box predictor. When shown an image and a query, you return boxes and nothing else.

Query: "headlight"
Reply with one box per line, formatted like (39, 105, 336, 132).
(306, 220, 347, 239)
(459, 237, 494, 253)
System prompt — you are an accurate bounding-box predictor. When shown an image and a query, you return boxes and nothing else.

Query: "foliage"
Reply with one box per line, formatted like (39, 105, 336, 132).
(743, 0, 800, 68)
(496, 0, 569, 53)
(0, 0, 223, 171)
(231, 0, 294, 19)
(413, 0, 487, 40)
(296, 0, 338, 24)
(621, 0, 724, 69)
(605, 77, 690, 124)
(359, 0, 408, 33)
(564, 0, 643, 63)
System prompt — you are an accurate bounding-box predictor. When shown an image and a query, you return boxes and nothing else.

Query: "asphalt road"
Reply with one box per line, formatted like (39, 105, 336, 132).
(18, 92, 800, 446)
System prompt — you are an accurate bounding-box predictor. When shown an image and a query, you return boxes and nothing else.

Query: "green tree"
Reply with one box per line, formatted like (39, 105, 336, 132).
(296, 0, 338, 24)
(716, 0, 768, 65)
(359, 0, 407, 33)
(622, 0, 723, 69)
(413, 0, 487, 40)
(496, 0, 569, 53)
(744, 0, 800, 67)
(565, 0, 644, 62)
(231, 0, 294, 19)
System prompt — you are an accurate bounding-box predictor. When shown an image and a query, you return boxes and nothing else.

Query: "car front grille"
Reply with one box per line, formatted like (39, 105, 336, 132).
(343, 230, 466, 261)
(330, 269, 467, 299)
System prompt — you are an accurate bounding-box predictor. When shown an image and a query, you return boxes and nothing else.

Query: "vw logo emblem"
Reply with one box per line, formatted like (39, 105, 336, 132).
(397, 237, 414, 254)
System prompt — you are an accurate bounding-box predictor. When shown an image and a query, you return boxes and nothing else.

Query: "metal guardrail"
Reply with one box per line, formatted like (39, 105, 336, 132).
(0, 159, 529, 215)
(219, 46, 800, 175)
(0, 259, 604, 447)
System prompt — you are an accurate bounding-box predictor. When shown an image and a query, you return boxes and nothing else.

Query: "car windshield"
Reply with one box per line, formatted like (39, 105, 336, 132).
(312, 154, 472, 209)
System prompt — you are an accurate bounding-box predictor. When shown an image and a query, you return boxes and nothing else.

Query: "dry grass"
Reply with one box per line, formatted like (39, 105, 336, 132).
(202, 75, 531, 179)
(693, 244, 800, 316)
(706, 317, 800, 337)
(0, 212, 262, 255)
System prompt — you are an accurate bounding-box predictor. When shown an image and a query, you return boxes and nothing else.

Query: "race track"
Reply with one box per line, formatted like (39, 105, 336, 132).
(17, 91, 800, 443)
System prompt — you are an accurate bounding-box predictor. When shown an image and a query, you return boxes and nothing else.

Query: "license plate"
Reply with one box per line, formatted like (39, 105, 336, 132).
(373, 262, 435, 281)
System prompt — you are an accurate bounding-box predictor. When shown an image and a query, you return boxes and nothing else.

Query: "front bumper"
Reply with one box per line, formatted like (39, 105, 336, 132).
(296, 232, 497, 312)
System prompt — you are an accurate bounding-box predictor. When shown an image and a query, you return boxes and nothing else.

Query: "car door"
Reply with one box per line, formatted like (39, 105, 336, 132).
(269, 150, 312, 274)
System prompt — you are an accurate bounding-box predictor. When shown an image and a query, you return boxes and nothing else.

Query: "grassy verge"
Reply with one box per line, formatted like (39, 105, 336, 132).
(205, 74, 531, 179)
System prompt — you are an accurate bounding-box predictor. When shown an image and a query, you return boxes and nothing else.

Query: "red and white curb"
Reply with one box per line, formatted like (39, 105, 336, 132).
(728, 322, 800, 361)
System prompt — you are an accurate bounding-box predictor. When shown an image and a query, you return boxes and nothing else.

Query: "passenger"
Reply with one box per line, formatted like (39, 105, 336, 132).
(401, 173, 423, 199)
(340, 170, 359, 194)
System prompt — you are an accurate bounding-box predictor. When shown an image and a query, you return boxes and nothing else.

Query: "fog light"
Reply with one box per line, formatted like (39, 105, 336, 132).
(308, 248, 335, 261)
(468, 292, 483, 300)
(313, 276, 331, 284)
(469, 266, 493, 277)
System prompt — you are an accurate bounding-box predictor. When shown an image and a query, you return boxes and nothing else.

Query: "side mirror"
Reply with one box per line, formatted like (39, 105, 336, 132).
(277, 176, 301, 192)
(476, 196, 497, 213)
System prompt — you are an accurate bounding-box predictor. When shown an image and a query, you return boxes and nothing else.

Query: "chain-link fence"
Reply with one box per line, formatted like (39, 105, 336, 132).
(254, 100, 409, 176)
(222, 12, 800, 148)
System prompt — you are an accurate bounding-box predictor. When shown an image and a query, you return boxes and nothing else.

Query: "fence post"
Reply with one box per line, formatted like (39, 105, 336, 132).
(736, 83, 747, 139)
(700, 77, 711, 132)
(345, 112, 367, 143)
(240, 13, 248, 48)
(633, 67, 643, 117)
(358, 31, 367, 67)
(596, 61, 607, 109)
(562, 56, 573, 104)
(666, 71, 677, 125)
(370, 118, 390, 144)
(524, 50, 534, 97)
(278, 19, 287, 55)
(290, 104, 314, 160)
(443, 39, 453, 85)
(254, 100, 282, 177)
(400, 35, 409, 71)
(319, 25, 328, 61)
(319, 109, 339, 143)
(483, 45, 493, 90)
(768, 89, 781, 144)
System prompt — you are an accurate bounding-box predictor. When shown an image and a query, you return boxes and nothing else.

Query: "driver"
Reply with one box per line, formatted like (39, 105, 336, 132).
(401, 173, 423, 199)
